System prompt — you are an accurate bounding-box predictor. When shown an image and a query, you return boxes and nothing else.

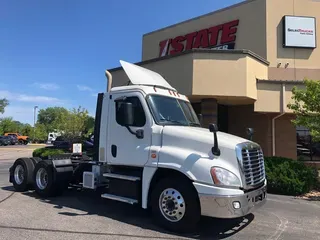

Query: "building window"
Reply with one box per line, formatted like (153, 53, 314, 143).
(296, 126, 320, 161)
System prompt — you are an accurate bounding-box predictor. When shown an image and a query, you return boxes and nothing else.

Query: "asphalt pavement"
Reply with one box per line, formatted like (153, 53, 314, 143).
(0, 145, 319, 239)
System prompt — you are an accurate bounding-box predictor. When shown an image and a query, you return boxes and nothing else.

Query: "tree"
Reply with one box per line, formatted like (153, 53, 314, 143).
(84, 116, 95, 137)
(34, 123, 47, 143)
(0, 117, 19, 135)
(0, 98, 9, 114)
(37, 107, 69, 132)
(288, 79, 320, 141)
(56, 106, 89, 142)
(21, 124, 33, 136)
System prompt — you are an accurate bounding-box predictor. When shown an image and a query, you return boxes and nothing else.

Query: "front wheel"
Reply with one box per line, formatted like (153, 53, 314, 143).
(151, 177, 201, 233)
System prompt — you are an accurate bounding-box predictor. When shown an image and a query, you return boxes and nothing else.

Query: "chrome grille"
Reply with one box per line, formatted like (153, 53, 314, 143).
(236, 142, 266, 188)
(241, 148, 265, 186)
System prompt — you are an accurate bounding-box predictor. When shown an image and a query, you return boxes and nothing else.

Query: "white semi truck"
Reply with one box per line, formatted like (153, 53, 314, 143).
(9, 60, 267, 233)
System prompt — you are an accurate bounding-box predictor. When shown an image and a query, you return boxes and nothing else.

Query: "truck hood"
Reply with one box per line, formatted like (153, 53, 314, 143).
(161, 126, 249, 157)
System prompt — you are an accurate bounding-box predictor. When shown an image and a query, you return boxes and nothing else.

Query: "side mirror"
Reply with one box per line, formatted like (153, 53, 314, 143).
(246, 127, 254, 140)
(209, 123, 218, 133)
(118, 102, 134, 126)
(209, 123, 220, 156)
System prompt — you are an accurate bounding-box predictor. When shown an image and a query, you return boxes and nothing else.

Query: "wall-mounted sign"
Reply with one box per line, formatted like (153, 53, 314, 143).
(283, 15, 316, 49)
(159, 19, 239, 57)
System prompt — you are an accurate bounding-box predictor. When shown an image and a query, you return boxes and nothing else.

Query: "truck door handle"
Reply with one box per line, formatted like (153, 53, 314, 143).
(111, 145, 117, 158)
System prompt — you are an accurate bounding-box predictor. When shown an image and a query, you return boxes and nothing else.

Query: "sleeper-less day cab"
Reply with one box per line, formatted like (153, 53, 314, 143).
(9, 60, 267, 232)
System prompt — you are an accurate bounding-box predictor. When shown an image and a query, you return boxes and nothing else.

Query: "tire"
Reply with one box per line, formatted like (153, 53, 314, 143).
(24, 141, 28, 145)
(18, 140, 24, 145)
(11, 158, 34, 192)
(30, 157, 42, 166)
(151, 176, 201, 233)
(33, 161, 65, 198)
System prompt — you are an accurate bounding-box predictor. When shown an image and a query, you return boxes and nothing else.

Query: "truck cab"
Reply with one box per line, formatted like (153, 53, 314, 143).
(9, 60, 267, 233)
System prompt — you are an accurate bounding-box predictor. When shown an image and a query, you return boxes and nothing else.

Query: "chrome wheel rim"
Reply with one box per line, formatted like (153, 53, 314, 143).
(159, 188, 186, 222)
(14, 164, 25, 185)
(36, 168, 48, 190)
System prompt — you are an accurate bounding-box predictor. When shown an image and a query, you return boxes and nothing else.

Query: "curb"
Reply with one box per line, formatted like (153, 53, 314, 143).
(27, 144, 47, 146)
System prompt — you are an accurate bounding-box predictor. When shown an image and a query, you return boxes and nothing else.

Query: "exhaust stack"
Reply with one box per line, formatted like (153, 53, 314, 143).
(105, 70, 112, 92)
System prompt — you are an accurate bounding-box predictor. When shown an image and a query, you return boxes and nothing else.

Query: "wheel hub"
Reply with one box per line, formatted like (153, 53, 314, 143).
(36, 168, 48, 190)
(14, 164, 25, 185)
(159, 188, 186, 222)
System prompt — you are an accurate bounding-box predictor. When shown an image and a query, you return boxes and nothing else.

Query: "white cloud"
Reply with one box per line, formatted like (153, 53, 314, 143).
(76, 85, 99, 97)
(33, 82, 60, 90)
(17, 94, 60, 103)
(0, 90, 12, 99)
(0, 90, 61, 103)
(77, 85, 93, 92)
(1, 106, 34, 125)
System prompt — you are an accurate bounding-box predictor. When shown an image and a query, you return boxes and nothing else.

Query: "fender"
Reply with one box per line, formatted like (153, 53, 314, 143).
(141, 165, 196, 209)
(141, 166, 157, 209)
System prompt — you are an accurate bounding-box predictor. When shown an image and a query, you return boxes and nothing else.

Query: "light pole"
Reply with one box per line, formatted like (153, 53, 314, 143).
(33, 106, 38, 142)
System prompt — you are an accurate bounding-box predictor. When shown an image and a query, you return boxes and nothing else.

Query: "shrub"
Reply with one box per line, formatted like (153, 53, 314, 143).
(32, 148, 66, 159)
(264, 156, 318, 196)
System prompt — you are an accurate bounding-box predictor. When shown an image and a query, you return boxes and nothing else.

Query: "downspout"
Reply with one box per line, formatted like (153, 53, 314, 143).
(272, 83, 286, 156)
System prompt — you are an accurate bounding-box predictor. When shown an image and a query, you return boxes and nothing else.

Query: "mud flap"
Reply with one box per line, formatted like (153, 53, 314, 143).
(51, 159, 74, 184)
(9, 166, 13, 183)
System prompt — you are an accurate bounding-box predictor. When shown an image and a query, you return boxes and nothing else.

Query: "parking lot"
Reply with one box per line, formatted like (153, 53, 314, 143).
(0, 145, 319, 239)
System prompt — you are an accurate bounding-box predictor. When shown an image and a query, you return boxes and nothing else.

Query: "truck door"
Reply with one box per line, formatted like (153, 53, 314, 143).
(107, 91, 152, 167)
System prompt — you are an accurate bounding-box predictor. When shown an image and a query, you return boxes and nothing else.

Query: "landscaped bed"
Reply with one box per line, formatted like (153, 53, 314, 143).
(265, 156, 319, 197)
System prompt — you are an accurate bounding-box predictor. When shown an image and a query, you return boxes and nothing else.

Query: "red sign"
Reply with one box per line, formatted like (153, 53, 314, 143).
(159, 19, 239, 57)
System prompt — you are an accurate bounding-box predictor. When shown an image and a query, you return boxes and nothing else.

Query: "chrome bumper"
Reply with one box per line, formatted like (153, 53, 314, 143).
(198, 183, 267, 219)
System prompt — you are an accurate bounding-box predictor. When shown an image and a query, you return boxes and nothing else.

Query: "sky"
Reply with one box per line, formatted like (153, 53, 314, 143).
(0, 0, 243, 125)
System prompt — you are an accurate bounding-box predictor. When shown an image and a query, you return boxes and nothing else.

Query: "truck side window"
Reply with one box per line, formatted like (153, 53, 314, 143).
(115, 96, 146, 127)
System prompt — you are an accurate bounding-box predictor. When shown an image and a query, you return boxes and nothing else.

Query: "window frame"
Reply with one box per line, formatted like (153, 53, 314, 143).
(115, 96, 147, 127)
(145, 94, 199, 127)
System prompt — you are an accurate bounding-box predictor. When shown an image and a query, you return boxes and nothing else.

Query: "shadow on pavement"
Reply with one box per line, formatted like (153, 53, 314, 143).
(2, 186, 254, 239)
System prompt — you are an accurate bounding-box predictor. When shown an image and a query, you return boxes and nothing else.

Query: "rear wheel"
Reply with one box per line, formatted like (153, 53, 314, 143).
(30, 157, 42, 166)
(33, 161, 65, 198)
(12, 158, 34, 192)
(151, 177, 201, 233)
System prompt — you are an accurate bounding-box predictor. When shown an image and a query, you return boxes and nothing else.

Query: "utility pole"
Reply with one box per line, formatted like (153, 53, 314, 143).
(33, 106, 38, 142)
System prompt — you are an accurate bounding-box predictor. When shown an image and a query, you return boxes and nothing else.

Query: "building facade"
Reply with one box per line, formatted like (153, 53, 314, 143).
(109, 0, 320, 160)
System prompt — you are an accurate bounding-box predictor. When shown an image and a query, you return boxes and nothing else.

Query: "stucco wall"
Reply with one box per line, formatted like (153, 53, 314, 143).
(266, 0, 320, 80)
(142, 0, 267, 61)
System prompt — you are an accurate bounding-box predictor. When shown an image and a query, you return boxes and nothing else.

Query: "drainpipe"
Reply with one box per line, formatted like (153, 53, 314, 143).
(272, 83, 286, 156)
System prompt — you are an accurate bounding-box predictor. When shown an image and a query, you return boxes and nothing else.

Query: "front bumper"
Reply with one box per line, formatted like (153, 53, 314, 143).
(197, 182, 267, 219)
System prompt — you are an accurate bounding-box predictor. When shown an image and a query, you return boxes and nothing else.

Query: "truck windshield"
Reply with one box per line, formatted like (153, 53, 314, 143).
(147, 95, 201, 127)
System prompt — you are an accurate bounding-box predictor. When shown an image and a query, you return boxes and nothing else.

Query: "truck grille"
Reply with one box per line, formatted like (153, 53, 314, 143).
(236, 142, 265, 188)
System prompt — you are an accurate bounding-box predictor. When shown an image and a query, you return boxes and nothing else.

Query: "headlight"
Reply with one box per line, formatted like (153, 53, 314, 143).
(210, 167, 241, 187)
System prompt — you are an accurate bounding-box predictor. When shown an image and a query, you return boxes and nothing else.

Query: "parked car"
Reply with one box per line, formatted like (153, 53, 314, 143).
(4, 133, 29, 145)
(6, 135, 18, 145)
(0, 136, 11, 146)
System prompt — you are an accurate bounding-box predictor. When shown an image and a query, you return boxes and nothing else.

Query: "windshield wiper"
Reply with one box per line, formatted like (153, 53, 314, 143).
(189, 122, 201, 127)
(160, 118, 186, 125)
